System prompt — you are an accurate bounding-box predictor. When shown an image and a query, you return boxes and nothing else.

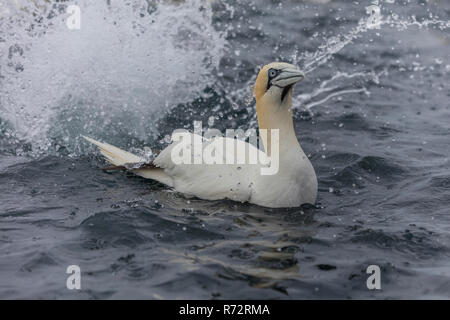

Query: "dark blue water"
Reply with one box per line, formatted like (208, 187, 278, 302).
(0, 0, 449, 299)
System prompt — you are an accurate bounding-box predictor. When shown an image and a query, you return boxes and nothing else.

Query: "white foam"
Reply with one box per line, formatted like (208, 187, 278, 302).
(0, 0, 226, 155)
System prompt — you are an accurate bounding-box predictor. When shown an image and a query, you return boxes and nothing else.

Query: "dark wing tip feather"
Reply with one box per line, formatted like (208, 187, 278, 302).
(100, 162, 159, 171)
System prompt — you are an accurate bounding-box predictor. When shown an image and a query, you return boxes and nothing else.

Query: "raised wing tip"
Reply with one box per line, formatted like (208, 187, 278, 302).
(82, 135, 97, 144)
(82, 135, 107, 149)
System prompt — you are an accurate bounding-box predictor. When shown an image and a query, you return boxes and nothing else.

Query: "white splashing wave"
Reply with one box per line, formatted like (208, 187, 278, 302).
(0, 0, 227, 155)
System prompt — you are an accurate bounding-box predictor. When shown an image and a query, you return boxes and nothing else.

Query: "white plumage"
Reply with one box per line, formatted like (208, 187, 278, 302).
(83, 62, 318, 208)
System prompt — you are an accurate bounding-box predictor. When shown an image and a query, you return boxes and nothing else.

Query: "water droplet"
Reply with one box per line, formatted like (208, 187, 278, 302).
(208, 116, 215, 127)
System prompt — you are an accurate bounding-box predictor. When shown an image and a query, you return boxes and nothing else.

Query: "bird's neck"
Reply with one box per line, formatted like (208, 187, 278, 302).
(256, 94, 303, 157)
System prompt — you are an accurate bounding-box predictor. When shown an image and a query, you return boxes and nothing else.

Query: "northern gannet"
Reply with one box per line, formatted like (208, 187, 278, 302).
(83, 62, 318, 208)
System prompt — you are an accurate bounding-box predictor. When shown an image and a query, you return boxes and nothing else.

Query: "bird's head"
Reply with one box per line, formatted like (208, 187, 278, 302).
(253, 62, 305, 106)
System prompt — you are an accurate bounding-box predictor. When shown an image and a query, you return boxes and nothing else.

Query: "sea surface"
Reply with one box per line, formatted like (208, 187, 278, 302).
(0, 0, 449, 299)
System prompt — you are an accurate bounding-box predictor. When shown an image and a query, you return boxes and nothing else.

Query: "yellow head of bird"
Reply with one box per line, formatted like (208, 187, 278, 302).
(253, 62, 305, 104)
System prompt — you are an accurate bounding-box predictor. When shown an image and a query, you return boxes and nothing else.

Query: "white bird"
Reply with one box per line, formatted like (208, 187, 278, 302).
(83, 62, 318, 208)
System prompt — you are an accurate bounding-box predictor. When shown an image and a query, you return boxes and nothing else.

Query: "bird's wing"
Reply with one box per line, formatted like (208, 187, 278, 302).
(82, 135, 144, 165)
(82, 136, 174, 187)
(152, 134, 268, 202)
(83, 134, 269, 202)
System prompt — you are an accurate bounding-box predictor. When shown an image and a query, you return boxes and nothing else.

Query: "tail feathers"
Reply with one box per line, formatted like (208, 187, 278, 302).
(82, 135, 174, 187)
(82, 136, 143, 166)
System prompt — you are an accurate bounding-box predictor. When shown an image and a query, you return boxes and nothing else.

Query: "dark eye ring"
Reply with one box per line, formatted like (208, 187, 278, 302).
(268, 69, 278, 78)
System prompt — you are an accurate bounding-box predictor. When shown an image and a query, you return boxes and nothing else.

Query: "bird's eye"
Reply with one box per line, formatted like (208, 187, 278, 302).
(268, 69, 278, 78)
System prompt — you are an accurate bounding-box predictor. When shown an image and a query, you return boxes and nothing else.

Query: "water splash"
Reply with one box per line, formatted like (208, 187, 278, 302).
(0, 0, 226, 156)
(294, 71, 386, 112)
(1, 1, 448, 156)
(280, 4, 448, 112)
(218, 2, 449, 120)
(296, 9, 450, 74)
